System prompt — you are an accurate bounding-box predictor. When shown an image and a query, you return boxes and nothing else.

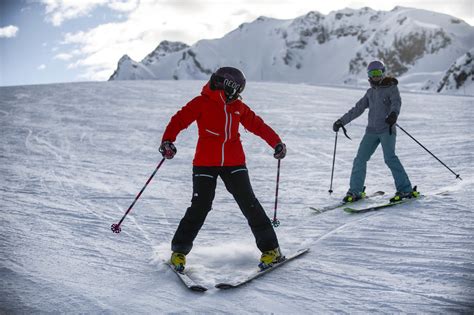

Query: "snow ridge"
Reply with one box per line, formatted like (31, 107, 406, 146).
(109, 7, 474, 94)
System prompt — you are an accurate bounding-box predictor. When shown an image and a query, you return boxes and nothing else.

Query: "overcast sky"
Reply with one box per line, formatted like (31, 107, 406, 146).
(1, 0, 473, 86)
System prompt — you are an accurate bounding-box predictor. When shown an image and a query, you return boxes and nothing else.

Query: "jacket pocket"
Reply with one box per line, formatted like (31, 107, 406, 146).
(205, 129, 220, 136)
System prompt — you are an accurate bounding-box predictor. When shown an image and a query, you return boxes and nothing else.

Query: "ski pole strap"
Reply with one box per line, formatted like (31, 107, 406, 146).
(396, 124, 462, 180)
(341, 125, 351, 140)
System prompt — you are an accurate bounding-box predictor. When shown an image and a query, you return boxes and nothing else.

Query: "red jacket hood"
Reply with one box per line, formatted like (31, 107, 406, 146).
(201, 82, 221, 100)
(201, 82, 240, 104)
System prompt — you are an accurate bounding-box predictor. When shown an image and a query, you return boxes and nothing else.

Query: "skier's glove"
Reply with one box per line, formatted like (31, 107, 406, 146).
(333, 120, 343, 132)
(159, 141, 177, 159)
(274, 142, 287, 159)
(385, 112, 398, 126)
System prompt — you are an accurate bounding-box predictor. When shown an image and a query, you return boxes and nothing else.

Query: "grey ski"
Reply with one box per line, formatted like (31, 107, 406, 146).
(310, 191, 385, 214)
(167, 263, 207, 292)
(215, 248, 309, 290)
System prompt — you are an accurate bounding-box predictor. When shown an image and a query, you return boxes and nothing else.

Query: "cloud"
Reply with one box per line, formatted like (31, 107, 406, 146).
(37, 64, 46, 70)
(41, 0, 139, 26)
(0, 25, 19, 38)
(55, 0, 267, 80)
(54, 53, 73, 61)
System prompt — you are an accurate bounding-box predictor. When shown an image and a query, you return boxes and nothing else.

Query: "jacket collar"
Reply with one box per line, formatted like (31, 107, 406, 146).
(201, 82, 243, 105)
(369, 76, 398, 88)
(202, 82, 227, 104)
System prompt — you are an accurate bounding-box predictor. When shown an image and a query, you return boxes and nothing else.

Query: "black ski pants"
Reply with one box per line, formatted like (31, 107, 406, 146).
(171, 165, 279, 255)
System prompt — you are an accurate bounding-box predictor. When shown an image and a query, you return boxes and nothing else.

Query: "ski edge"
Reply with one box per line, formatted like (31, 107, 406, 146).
(166, 263, 208, 292)
(343, 195, 424, 214)
(215, 248, 310, 290)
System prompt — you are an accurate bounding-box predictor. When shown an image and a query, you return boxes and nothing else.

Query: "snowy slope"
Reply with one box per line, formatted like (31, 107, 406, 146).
(1, 81, 473, 313)
(109, 7, 474, 94)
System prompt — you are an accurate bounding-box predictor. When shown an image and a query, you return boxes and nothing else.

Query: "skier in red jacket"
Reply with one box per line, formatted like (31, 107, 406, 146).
(160, 67, 286, 271)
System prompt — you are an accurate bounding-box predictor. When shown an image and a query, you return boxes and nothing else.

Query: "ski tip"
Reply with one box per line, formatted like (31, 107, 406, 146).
(215, 283, 234, 290)
(191, 285, 208, 292)
(309, 207, 321, 213)
(343, 207, 356, 213)
(297, 248, 310, 254)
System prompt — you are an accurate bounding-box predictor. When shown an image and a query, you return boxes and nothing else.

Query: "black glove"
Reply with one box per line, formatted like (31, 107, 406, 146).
(333, 120, 343, 132)
(385, 112, 398, 126)
(159, 141, 177, 159)
(274, 143, 286, 159)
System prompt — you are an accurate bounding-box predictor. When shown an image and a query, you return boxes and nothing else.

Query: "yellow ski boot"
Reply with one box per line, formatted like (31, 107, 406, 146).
(170, 252, 186, 272)
(258, 247, 283, 270)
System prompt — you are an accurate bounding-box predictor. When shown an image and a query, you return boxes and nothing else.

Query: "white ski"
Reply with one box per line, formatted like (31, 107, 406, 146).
(166, 263, 207, 292)
(310, 191, 385, 214)
(215, 248, 309, 289)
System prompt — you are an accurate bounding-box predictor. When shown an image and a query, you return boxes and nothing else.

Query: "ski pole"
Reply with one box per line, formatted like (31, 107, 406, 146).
(328, 131, 338, 194)
(111, 158, 166, 233)
(272, 159, 281, 227)
(396, 124, 462, 180)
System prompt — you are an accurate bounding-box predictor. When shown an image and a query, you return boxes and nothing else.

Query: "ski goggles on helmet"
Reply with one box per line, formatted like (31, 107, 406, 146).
(367, 69, 384, 78)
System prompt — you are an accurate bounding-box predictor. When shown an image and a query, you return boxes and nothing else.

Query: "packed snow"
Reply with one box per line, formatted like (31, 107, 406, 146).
(1, 80, 473, 313)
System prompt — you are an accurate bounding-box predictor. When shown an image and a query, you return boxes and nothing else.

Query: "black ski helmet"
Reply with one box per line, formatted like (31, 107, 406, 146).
(209, 67, 246, 101)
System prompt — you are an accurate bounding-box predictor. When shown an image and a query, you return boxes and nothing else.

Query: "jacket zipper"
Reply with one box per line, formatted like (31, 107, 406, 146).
(220, 93, 228, 166)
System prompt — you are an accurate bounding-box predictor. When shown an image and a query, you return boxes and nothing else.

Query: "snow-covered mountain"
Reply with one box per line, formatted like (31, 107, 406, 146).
(109, 41, 190, 80)
(1, 80, 473, 313)
(109, 7, 474, 94)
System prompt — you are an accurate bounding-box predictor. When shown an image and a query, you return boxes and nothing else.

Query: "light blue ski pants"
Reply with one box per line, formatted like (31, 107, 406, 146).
(349, 132, 412, 194)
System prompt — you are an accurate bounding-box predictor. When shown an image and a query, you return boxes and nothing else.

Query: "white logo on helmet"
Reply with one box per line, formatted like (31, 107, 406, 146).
(224, 78, 240, 91)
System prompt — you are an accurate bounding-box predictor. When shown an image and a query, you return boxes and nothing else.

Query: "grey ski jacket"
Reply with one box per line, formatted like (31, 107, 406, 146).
(339, 77, 401, 134)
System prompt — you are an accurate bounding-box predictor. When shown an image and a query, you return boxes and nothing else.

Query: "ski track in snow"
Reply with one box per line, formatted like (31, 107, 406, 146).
(0, 81, 473, 313)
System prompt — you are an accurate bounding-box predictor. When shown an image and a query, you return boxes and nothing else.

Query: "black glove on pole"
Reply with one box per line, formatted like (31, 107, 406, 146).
(396, 123, 462, 180)
(333, 119, 351, 140)
(385, 112, 398, 135)
(159, 141, 177, 159)
(333, 120, 343, 132)
(274, 143, 286, 159)
(111, 158, 166, 233)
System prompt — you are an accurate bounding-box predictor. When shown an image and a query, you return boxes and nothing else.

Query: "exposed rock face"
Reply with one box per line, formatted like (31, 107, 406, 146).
(436, 48, 473, 93)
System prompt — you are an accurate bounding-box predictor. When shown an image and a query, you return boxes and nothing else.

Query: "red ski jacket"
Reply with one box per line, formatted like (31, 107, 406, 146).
(162, 83, 282, 166)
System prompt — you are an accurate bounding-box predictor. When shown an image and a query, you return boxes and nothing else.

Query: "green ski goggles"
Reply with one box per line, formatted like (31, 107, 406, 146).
(368, 69, 384, 78)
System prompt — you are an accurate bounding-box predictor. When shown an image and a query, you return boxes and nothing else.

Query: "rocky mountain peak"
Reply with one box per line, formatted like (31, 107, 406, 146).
(142, 41, 189, 65)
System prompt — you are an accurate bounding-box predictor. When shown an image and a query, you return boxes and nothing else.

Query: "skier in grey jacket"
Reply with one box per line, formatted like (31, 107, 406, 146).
(333, 60, 418, 203)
